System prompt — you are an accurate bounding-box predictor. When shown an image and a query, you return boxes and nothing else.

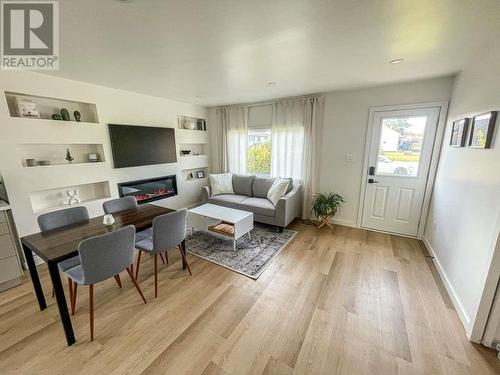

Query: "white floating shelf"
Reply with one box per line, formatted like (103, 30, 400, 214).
(176, 128, 208, 144)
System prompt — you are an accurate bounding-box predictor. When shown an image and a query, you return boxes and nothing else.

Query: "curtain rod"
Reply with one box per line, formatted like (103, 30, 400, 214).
(213, 93, 323, 109)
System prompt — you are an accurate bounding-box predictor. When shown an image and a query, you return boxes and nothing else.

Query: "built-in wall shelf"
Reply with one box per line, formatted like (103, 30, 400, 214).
(181, 167, 208, 182)
(19, 143, 105, 167)
(178, 143, 208, 159)
(5, 91, 99, 124)
(29, 181, 111, 213)
(177, 115, 207, 131)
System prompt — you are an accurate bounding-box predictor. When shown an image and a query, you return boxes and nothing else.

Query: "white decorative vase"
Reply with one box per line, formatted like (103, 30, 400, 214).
(183, 119, 197, 130)
(103, 214, 115, 226)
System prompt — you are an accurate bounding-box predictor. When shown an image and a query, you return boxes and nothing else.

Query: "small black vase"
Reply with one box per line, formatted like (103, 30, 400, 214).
(60, 108, 70, 121)
(73, 111, 81, 122)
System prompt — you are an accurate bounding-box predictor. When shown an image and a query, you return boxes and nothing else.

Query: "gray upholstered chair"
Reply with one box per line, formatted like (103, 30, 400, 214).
(37, 206, 89, 298)
(102, 197, 154, 243)
(103, 196, 138, 215)
(135, 209, 191, 298)
(64, 225, 147, 341)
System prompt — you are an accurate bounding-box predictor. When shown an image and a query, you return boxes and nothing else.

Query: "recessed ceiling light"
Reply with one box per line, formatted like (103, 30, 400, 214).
(267, 82, 278, 86)
(389, 59, 404, 64)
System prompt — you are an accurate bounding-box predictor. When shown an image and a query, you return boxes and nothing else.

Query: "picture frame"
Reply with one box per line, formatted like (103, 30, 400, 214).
(450, 118, 470, 147)
(17, 98, 40, 118)
(197, 171, 205, 179)
(469, 111, 498, 149)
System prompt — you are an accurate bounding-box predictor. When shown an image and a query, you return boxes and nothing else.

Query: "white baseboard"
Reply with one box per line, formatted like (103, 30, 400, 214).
(422, 236, 472, 337)
(330, 218, 357, 228)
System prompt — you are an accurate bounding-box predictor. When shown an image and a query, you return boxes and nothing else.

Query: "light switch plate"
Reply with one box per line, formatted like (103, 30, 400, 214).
(345, 153, 355, 162)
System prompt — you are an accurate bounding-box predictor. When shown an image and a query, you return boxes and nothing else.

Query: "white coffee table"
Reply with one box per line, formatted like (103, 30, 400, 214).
(188, 204, 253, 251)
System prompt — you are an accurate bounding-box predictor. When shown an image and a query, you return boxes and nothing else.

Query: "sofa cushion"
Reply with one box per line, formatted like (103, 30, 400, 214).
(232, 174, 254, 196)
(209, 173, 234, 196)
(267, 177, 290, 206)
(284, 178, 294, 195)
(252, 176, 276, 198)
(208, 194, 248, 209)
(238, 197, 276, 217)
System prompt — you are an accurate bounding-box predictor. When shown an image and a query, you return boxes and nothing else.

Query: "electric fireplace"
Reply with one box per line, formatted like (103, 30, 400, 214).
(117, 175, 177, 204)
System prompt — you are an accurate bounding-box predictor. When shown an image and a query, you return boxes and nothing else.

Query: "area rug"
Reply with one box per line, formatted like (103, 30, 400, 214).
(186, 225, 296, 279)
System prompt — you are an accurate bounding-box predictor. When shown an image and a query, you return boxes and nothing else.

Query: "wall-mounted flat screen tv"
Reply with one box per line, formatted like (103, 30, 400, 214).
(108, 124, 177, 168)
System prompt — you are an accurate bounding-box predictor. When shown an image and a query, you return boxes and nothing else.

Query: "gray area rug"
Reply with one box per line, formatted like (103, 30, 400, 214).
(186, 225, 296, 279)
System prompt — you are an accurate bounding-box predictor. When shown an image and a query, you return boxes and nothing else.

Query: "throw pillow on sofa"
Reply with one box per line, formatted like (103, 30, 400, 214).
(267, 177, 290, 206)
(232, 174, 255, 196)
(209, 173, 234, 196)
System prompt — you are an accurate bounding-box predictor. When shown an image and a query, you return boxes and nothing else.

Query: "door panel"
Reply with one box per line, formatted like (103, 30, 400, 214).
(361, 107, 440, 236)
(371, 185, 388, 219)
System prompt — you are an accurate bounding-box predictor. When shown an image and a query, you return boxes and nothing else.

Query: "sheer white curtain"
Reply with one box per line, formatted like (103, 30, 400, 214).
(215, 105, 248, 174)
(271, 97, 323, 218)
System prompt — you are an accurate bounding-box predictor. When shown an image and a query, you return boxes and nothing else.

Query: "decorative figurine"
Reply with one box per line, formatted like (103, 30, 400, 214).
(51, 113, 63, 120)
(66, 189, 80, 205)
(65, 148, 74, 162)
(60, 108, 70, 121)
(73, 110, 81, 122)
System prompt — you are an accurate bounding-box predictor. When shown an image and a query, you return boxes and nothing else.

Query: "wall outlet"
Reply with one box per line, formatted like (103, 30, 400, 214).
(345, 153, 355, 162)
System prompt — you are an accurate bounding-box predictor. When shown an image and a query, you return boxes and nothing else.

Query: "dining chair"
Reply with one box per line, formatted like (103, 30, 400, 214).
(38, 206, 89, 300)
(102, 197, 157, 244)
(64, 225, 147, 341)
(135, 209, 192, 298)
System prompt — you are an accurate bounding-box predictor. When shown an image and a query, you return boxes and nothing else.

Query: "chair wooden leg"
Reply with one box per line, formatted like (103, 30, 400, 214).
(71, 282, 78, 315)
(159, 253, 165, 264)
(164, 251, 169, 264)
(67, 278, 73, 311)
(89, 284, 94, 341)
(114, 274, 122, 288)
(178, 244, 192, 276)
(126, 266, 147, 304)
(135, 250, 142, 280)
(154, 253, 158, 298)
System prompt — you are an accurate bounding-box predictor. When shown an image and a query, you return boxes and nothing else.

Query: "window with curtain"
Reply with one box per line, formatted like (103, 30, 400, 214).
(247, 129, 271, 176)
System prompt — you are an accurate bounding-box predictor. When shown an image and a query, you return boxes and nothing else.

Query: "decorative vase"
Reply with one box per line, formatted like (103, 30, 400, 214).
(73, 111, 81, 122)
(51, 113, 63, 120)
(103, 214, 115, 226)
(60, 108, 70, 121)
(183, 119, 197, 130)
(66, 190, 80, 205)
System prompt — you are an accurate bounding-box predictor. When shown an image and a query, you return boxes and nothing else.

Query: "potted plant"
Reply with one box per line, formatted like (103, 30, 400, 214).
(311, 192, 345, 229)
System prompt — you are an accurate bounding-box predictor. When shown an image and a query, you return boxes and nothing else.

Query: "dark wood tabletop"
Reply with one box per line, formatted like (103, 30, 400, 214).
(21, 204, 174, 262)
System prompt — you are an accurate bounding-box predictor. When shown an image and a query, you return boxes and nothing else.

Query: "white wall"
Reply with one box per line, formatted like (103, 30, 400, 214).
(319, 77, 454, 226)
(0, 71, 208, 238)
(424, 43, 500, 340)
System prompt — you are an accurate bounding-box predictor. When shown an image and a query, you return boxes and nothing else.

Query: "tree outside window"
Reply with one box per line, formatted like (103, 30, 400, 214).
(247, 129, 271, 175)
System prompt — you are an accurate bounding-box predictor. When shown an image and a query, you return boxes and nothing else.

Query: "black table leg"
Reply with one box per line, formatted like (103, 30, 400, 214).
(181, 239, 187, 270)
(22, 244, 46, 311)
(47, 261, 76, 346)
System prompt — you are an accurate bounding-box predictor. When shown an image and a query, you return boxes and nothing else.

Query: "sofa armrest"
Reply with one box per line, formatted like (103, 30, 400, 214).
(275, 184, 302, 227)
(202, 186, 211, 204)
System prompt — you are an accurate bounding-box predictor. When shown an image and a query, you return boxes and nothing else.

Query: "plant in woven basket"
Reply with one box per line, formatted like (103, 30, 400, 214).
(311, 192, 345, 229)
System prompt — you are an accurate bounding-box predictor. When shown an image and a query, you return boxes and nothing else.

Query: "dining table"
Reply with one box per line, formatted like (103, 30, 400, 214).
(20, 204, 182, 346)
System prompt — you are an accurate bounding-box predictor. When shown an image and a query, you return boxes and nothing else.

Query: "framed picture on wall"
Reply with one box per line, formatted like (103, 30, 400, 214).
(197, 171, 205, 179)
(450, 118, 470, 147)
(469, 111, 498, 149)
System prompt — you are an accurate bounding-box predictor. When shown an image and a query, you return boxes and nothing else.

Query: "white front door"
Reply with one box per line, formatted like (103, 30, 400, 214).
(361, 107, 441, 237)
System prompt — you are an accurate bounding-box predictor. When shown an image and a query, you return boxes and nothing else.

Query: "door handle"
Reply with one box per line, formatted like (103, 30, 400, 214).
(368, 178, 379, 184)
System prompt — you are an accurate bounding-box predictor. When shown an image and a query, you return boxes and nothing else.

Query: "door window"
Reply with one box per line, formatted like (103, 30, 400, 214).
(376, 116, 427, 177)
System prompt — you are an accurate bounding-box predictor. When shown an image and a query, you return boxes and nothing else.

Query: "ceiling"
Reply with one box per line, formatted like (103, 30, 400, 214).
(46, 0, 500, 106)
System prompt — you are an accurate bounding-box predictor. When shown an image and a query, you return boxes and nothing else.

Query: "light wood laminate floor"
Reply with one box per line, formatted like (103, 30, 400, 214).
(1, 222, 499, 374)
